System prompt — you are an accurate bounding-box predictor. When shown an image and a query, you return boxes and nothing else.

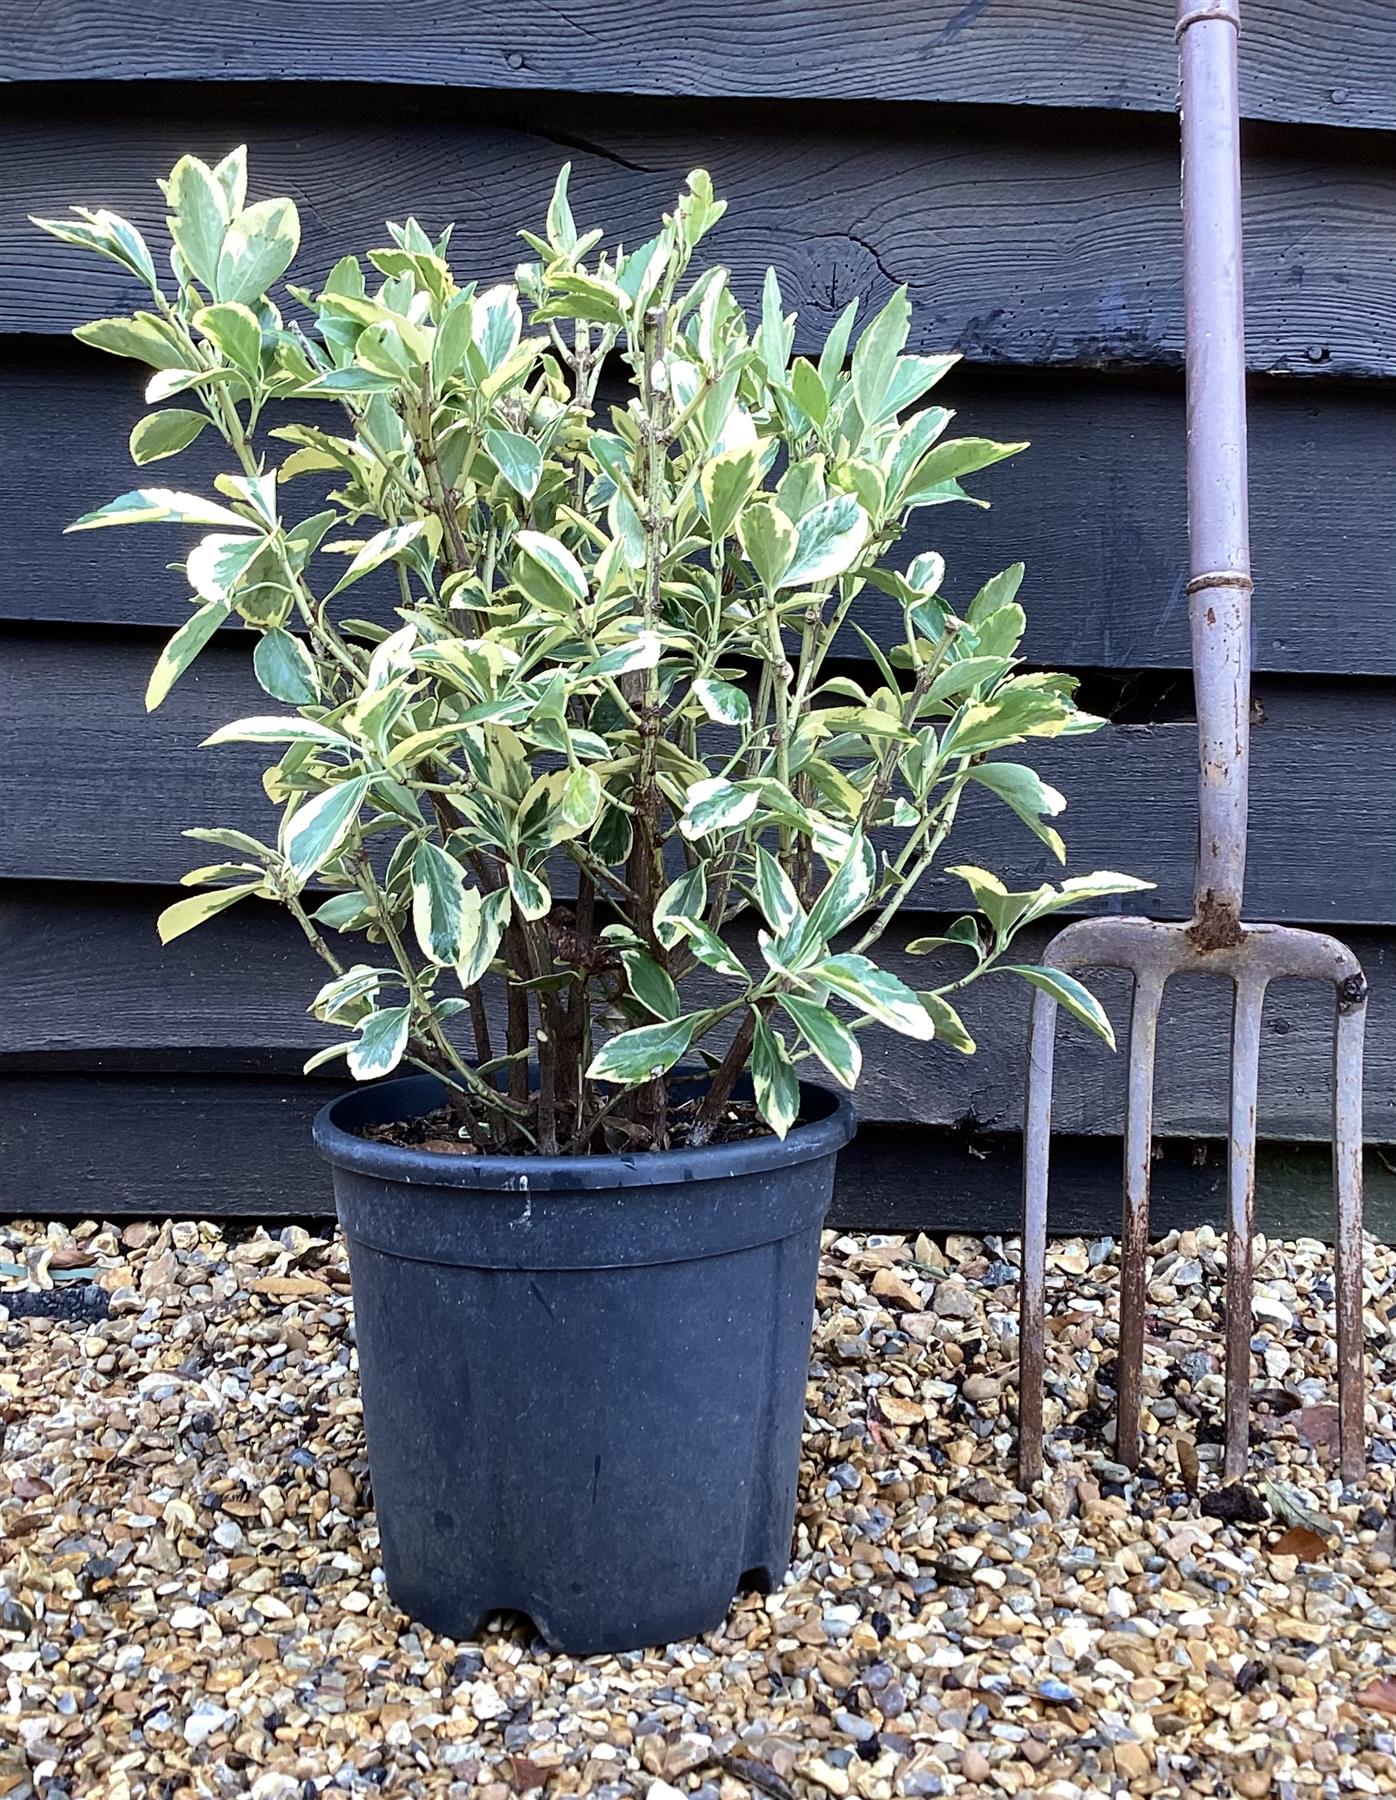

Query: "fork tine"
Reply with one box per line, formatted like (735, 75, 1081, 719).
(1333, 991, 1366, 1484)
(1223, 974, 1268, 1482)
(1117, 972, 1165, 1472)
(1019, 985, 1059, 1487)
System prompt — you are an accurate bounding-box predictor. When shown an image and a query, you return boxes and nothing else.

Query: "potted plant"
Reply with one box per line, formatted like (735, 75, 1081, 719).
(36, 154, 1145, 1653)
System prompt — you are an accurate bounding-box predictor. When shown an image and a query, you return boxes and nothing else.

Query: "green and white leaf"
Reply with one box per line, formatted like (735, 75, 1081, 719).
(508, 863, 551, 921)
(970, 763, 1068, 862)
(587, 1015, 698, 1085)
(666, 915, 748, 979)
(252, 628, 319, 705)
(654, 867, 707, 950)
(484, 426, 543, 499)
(326, 520, 434, 598)
(1000, 964, 1118, 1049)
(215, 196, 301, 306)
(203, 715, 351, 749)
(752, 846, 803, 936)
(679, 776, 760, 841)
(455, 887, 506, 989)
(583, 630, 661, 678)
(691, 676, 751, 727)
(700, 444, 762, 543)
(802, 831, 875, 945)
(67, 488, 249, 533)
(751, 1014, 800, 1139)
(622, 950, 680, 1021)
(851, 286, 911, 425)
(738, 501, 796, 590)
(310, 964, 390, 1025)
(514, 530, 587, 613)
(156, 881, 261, 944)
(918, 991, 977, 1053)
(813, 952, 934, 1041)
(347, 1005, 411, 1080)
(281, 776, 370, 885)
(411, 840, 470, 965)
(780, 993, 861, 1088)
(145, 600, 228, 710)
(193, 300, 263, 375)
(777, 493, 869, 590)
(129, 409, 208, 465)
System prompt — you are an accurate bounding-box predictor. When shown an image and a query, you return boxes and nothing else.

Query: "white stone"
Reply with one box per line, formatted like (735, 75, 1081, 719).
(470, 1679, 510, 1721)
(183, 1703, 230, 1748)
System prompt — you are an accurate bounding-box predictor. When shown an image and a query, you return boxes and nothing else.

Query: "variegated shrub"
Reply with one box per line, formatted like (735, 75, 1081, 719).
(35, 152, 1147, 1153)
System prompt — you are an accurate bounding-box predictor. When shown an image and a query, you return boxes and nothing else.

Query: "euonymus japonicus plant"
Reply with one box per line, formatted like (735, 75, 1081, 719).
(36, 152, 1148, 1154)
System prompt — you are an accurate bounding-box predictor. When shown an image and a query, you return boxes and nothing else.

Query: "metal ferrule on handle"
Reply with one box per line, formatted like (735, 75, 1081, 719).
(1179, 0, 1251, 929)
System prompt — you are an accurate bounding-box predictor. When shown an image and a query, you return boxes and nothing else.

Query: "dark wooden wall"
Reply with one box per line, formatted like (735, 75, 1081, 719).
(3, 2, 1395, 1228)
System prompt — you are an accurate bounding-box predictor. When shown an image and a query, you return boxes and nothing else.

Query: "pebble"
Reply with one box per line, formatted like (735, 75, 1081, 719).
(961, 1747, 992, 1782)
(933, 1279, 976, 1319)
(1, 1217, 1393, 1799)
(1181, 1349, 1216, 1384)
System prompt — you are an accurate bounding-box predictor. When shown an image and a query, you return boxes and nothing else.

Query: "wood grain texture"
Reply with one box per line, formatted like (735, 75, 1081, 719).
(11, 349, 1396, 675)
(5, 95, 1396, 378)
(5, 1073, 1392, 1241)
(3, 632, 1393, 920)
(2, 884, 1391, 1142)
(3, 2, 1393, 133)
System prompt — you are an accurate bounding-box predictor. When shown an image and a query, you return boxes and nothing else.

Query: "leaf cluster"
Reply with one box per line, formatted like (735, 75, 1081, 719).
(36, 155, 1149, 1152)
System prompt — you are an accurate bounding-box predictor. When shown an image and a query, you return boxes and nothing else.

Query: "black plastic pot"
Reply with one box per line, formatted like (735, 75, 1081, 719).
(313, 1072, 855, 1654)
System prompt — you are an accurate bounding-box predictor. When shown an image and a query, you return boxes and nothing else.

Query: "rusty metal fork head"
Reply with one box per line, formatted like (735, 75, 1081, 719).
(1017, 914, 1368, 1489)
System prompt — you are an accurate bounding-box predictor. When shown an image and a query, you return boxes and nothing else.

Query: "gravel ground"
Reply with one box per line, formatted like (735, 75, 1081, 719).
(4, 1216, 1396, 1800)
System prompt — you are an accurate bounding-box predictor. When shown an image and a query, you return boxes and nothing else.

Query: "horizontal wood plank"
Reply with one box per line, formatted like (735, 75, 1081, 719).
(5, 96, 1396, 378)
(3, 632, 1393, 921)
(11, 350, 1396, 675)
(836, 1129, 1396, 1243)
(4, 1074, 1392, 1241)
(3, 885, 1391, 1142)
(4, 4, 1393, 134)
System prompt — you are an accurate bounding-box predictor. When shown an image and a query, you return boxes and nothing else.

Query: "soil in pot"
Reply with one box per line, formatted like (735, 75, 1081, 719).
(358, 1095, 779, 1156)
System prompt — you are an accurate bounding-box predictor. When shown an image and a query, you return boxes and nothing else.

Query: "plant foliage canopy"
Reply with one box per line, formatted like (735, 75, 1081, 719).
(36, 153, 1149, 1153)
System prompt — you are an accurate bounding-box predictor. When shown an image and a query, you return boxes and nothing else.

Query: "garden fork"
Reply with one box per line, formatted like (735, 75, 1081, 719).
(1016, 0, 1368, 1489)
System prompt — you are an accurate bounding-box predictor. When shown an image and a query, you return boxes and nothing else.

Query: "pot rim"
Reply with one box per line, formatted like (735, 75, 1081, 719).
(313, 1071, 856, 1193)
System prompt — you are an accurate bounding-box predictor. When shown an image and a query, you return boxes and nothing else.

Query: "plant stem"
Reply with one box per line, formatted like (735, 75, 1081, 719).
(521, 925, 561, 1155)
(856, 658, 940, 839)
(626, 304, 673, 1143)
(690, 1001, 769, 1147)
(853, 777, 969, 955)
(561, 871, 596, 1137)
(282, 889, 349, 977)
(415, 372, 483, 631)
